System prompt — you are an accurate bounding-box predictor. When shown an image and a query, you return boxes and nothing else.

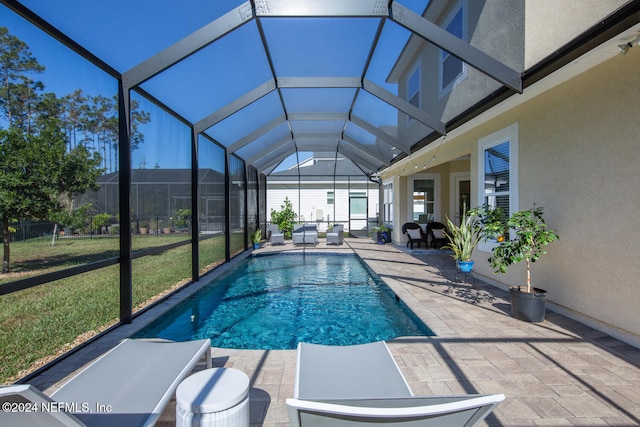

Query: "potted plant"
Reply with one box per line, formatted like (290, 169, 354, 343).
(139, 221, 149, 235)
(375, 223, 391, 244)
(487, 206, 559, 322)
(443, 206, 481, 273)
(251, 229, 262, 249)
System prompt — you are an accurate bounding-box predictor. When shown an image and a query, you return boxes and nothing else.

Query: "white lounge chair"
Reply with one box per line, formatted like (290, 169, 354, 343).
(0, 338, 212, 427)
(286, 342, 504, 427)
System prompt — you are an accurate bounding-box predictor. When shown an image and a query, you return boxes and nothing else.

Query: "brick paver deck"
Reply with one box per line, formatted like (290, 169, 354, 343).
(31, 238, 640, 426)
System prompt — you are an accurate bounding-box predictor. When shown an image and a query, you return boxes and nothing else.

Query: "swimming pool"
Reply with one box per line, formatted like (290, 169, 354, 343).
(134, 254, 434, 349)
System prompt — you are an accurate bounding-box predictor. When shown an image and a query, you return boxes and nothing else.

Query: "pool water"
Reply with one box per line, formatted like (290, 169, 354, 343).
(134, 254, 434, 349)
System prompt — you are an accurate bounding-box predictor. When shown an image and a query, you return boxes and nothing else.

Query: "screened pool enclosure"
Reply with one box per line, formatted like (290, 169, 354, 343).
(0, 0, 545, 384)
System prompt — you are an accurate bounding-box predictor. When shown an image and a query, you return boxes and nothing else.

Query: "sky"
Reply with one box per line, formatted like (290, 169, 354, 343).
(1, 1, 429, 172)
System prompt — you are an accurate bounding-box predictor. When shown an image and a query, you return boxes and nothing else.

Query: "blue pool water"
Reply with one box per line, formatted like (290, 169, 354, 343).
(134, 254, 434, 349)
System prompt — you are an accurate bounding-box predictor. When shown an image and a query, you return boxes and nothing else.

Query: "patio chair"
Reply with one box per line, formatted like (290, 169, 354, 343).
(426, 221, 449, 248)
(326, 224, 344, 245)
(401, 222, 425, 249)
(0, 338, 212, 427)
(267, 224, 285, 245)
(286, 341, 504, 427)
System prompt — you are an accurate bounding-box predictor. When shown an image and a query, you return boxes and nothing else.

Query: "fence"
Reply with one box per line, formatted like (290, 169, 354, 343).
(8, 215, 196, 242)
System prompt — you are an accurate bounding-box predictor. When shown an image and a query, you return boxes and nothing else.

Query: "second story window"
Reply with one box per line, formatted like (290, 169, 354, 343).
(440, 2, 466, 95)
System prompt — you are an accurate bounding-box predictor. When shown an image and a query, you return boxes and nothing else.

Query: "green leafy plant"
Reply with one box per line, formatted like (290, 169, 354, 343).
(92, 213, 112, 232)
(443, 206, 481, 262)
(251, 229, 262, 245)
(173, 208, 191, 229)
(270, 197, 297, 238)
(488, 207, 559, 293)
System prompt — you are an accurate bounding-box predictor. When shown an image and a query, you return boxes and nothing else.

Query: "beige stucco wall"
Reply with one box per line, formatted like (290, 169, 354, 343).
(501, 47, 640, 344)
(384, 41, 640, 346)
(524, 0, 628, 68)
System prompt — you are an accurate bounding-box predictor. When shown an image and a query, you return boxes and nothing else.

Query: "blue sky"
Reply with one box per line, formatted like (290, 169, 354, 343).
(1, 1, 428, 171)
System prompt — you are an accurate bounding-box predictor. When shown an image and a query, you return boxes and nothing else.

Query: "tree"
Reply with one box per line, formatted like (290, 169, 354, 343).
(0, 119, 103, 273)
(0, 26, 45, 128)
(270, 197, 297, 238)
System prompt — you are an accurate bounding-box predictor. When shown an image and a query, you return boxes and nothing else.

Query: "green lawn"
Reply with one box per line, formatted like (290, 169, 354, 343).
(0, 233, 237, 384)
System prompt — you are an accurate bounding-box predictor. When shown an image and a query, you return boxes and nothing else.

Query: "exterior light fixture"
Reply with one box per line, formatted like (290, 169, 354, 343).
(618, 42, 632, 55)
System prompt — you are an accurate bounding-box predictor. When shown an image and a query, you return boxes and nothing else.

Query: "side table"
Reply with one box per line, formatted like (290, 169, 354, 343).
(176, 368, 250, 427)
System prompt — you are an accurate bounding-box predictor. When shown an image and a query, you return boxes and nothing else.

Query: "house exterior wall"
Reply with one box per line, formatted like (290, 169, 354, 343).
(267, 182, 379, 232)
(394, 0, 525, 145)
(524, 0, 628, 68)
(384, 41, 640, 347)
(383, 1, 640, 345)
(481, 48, 640, 344)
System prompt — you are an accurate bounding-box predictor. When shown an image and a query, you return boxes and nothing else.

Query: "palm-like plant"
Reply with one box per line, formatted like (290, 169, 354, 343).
(443, 207, 481, 262)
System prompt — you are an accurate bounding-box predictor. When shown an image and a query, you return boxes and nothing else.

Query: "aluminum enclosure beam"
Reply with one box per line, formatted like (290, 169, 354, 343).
(227, 114, 286, 153)
(123, 2, 254, 87)
(247, 136, 294, 165)
(363, 79, 446, 135)
(338, 141, 383, 172)
(342, 135, 391, 164)
(194, 79, 276, 133)
(389, 2, 522, 93)
(254, 145, 296, 172)
(277, 76, 361, 88)
(349, 114, 407, 153)
(287, 112, 349, 121)
(254, 0, 389, 17)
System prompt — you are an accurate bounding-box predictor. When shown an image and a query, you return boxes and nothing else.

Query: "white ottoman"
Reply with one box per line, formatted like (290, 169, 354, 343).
(176, 368, 250, 427)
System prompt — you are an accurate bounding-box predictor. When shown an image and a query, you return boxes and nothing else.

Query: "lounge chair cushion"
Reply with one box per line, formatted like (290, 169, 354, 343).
(294, 342, 412, 400)
(51, 339, 211, 427)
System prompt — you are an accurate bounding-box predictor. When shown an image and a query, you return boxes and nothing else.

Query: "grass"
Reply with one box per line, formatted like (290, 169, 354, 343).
(0, 232, 242, 384)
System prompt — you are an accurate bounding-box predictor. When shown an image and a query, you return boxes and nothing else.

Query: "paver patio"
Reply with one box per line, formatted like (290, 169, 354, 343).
(30, 238, 640, 426)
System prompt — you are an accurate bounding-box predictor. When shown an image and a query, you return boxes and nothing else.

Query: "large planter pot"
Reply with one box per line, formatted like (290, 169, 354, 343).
(457, 260, 474, 273)
(510, 286, 547, 322)
(375, 231, 386, 245)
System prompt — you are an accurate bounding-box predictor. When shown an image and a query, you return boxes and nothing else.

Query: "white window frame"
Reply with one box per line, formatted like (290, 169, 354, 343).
(406, 63, 420, 125)
(439, 0, 468, 98)
(382, 180, 393, 223)
(477, 123, 519, 253)
(407, 173, 440, 223)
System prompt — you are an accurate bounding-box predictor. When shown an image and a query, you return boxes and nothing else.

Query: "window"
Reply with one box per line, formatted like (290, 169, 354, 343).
(477, 123, 519, 249)
(407, 65, 420, 124)
(383, 182, 393, 223)
(439, 2, 467, 95)
(349, 191, 367, 216)
(327, 191, 334, 205)
(412, 179, 435, 222)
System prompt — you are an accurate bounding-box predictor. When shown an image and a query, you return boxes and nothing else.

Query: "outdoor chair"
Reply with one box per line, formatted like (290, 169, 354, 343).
(426, 221, 449, 248)
(267, 224, 285, 246)
(326, 224, 344, 245)
(401, 222, 425, 249)
(286, 341, 504, 427)
(0, 338, 212, 427)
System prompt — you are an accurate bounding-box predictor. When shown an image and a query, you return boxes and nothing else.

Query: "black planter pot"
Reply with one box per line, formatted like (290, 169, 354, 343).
(509, 286, 547, 322)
